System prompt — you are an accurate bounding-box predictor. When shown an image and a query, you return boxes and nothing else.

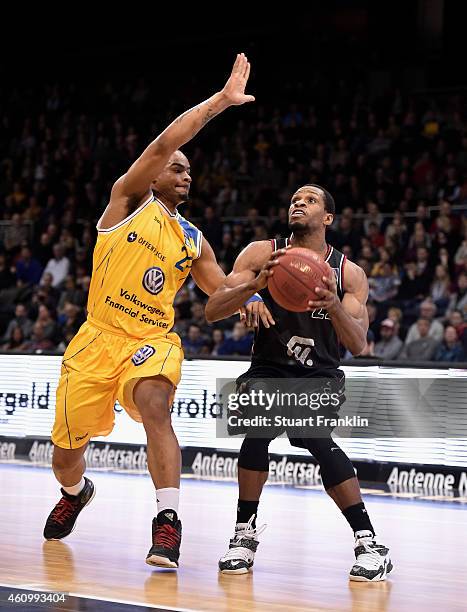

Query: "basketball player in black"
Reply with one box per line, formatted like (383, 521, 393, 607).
(205, 184, 393, 581)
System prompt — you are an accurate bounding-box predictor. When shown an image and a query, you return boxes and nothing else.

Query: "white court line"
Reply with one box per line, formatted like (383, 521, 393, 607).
(0, 582, 199, 611)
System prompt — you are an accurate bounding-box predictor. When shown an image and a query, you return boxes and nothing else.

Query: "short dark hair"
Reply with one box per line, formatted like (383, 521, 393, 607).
(301, 183, 336, 214)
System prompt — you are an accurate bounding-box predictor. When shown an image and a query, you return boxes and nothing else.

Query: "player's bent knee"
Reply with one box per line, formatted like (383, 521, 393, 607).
(52, 445, 86, 471)
(134, 377, 174, 428)
(140, 401, 172, 429)
(137, 392, 172, 428)
(303, 439, 356, 489)
(238, 437, 271, 472)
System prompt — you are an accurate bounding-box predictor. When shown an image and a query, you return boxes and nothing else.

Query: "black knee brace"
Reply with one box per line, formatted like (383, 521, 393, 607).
(302, 438, 356, 489)
(238, 437, 272, 472)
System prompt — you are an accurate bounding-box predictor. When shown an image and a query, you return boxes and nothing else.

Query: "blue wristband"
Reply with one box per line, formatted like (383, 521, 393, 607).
(245, 293, 263, 305)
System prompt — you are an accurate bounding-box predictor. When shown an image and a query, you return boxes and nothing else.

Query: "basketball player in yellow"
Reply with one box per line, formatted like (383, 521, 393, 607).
(43, 53, 255, 568)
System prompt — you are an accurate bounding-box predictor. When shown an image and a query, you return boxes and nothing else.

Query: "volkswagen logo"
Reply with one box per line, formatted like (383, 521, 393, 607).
(142, 267, 165, 295)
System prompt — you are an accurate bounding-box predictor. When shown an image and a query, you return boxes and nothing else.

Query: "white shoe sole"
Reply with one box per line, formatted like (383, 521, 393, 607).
(349, 559, 393, 582)
(45, 483, 96, 541)
(146, 555, 178, 569)
(219, 566, 251, 575)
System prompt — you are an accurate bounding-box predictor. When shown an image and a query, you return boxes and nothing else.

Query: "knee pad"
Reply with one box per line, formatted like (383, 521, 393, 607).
(302, 438, 356, 489)
(238, 437, 271, 472)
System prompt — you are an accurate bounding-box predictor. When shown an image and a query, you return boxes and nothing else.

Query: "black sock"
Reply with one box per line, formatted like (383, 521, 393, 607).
(342, 502, 374, 536)
(157, 509, 178, 525)
(237, 499, 258, 526)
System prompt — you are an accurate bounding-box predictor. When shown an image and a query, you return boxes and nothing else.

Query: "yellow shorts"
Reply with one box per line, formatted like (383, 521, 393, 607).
(51, 320, 184, 449)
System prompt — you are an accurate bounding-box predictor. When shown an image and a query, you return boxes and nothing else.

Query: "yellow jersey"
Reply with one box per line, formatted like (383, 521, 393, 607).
(87, 194, 202, 339)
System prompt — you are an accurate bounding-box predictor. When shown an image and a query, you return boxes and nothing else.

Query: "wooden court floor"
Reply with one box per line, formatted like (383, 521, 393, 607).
(1, 464, 466, 612)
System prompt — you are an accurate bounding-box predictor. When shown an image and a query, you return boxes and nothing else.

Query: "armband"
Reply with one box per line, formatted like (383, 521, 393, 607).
(245, 293, 263, 305)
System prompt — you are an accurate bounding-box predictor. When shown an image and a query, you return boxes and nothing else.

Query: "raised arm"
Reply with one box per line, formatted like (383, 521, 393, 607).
(205, 241, 284, 323)
(307, 259, 369, 355)
(100, 53, 255, 229)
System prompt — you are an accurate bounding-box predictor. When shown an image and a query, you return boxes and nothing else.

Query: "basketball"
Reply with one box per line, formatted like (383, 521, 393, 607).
(268, 247, 331, 312)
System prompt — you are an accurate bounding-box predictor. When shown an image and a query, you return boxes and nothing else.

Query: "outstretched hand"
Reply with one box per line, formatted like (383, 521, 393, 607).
(221, 53, 255, 106)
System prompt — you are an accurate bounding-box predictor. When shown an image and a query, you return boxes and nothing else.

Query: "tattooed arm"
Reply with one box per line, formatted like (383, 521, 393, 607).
(118, 53, 253, 201)
(98, 54, 254, 228)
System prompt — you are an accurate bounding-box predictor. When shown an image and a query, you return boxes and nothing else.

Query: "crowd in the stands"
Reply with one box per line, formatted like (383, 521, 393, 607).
(1, 74, 466, 361)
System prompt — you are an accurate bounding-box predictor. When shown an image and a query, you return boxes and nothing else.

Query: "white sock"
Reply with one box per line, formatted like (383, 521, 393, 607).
(63, 477, 85, 496)
(156, 487, 179, 514)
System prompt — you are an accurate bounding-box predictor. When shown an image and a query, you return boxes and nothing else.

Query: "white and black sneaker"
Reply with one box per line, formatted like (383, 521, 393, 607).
(218, 515, 266, 574)
(349, 530, 393, 582)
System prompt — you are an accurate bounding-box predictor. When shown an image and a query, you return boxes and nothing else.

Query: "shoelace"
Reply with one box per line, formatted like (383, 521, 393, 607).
(223, 515, 267, 562)
(154, 524, 180, 549)
(51, 498, 77, 525)
(355, 538, 385, 568)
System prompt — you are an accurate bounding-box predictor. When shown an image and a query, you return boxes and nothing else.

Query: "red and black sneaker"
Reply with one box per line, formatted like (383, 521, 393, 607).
(146, 510, 182, 568)
(43, 477, 95, 540)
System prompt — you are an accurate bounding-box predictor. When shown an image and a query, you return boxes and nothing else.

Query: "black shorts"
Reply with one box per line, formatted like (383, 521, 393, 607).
(231, 359, 346, 448)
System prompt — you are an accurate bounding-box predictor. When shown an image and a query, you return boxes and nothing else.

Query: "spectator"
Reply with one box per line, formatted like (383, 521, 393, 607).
(374, 319, 403, 360)
(202, 206, 223, 250)
(3, 214, 29, 254)
(21, 322, 55, 352)
(2, 303, 33, 341)
(57, 275, 87, 311)
(363, 202, 383, 234)
(182, 324, 207, 355)
(386, 306, 407, 340)
(0, 254, 15, 290)
(429, 265, 451, 314)
(39, 272, 61, 304)
(218, 233, 237, 270)
(253, 223, 268, 241)
(405, 300, 444, 344)
(244, 208, 260, 242)
(407, 222, 431, 256)
(36, 232, 54, 266)
(434, 326, 465, 362)
(366, 222, 385, 249)
(15, 246, 43, 286)
(36, 304, 58, 341)
(210, 329, 225, 356)
(217, 322, 253, 356)
(58, 302, 84, 339)
(397, 261, 428, 304)
(448, 272, 467, 314)
(412, 203, 431, 232)
(399, 318, 439, 361)
(41, 243, 70, 288)
(366, 301, 378, 337)
(384, 211, 408, 249)
(190, 301, 211, 336)
(438, 167, 461, 203)
(0, 325, 27, 351)
(231, 224, 246, 252)
(368, 262, 400, 303)
(332, 216, 361, 254)
(445, 310, 466, 342)
(454, 233, 467, 270)
(270, 207, 289, 238)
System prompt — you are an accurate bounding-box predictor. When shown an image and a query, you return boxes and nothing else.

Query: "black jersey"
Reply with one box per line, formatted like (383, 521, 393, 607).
(252, 238, 346, 369)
